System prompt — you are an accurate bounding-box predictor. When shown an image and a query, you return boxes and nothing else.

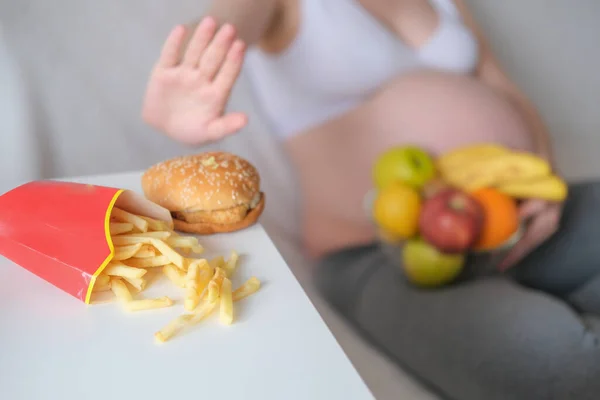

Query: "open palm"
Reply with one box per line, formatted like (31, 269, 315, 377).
(142, 17, 248, 144)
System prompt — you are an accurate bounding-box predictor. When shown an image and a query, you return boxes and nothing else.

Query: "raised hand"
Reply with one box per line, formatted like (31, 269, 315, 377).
(142, 17, 248, 144)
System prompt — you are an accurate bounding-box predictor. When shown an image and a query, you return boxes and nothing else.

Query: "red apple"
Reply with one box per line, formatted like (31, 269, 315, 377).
(418, 189, 484, 253)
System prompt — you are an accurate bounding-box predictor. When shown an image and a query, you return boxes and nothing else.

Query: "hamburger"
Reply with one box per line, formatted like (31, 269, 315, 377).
(142, 152, 265, 234)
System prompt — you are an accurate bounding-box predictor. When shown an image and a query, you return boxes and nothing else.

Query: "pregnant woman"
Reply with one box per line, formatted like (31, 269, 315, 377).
(142, 1, 600, 398)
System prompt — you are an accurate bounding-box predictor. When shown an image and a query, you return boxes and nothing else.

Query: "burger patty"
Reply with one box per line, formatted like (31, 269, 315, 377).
(172, 203, 250, 225)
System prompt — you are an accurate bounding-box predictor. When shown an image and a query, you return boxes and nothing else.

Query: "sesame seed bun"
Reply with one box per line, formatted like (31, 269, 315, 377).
(142, 152, 265, 234)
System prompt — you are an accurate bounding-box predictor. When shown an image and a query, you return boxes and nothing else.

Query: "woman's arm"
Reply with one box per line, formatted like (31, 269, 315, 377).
(187, 0, 280, 45)
(451, 0, 556, 166)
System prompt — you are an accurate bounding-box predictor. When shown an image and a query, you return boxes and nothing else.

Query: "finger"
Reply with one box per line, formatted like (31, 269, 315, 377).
(518, 199, 547, 219)
(157, 25, 187, 68)
(182, 17, 218, 67)
(198, 24, 237, 80)
(499, 210, 558, 270)
(206, 113, 248, 140)
(498, 228, 537, 271)
(214, 40, 246, 93)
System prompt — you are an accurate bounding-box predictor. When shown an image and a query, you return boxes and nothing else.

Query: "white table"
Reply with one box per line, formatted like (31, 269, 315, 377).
(0, 172, 374, 400)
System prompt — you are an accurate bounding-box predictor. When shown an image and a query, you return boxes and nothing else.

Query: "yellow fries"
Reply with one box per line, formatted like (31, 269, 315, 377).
(122, 276, 146, 292)
(184, 262, 201, 311)
(196, 262, 213, 297)
(113, 244, 143, 260)
(124, 256, 170, 268)
(98, 208, 261, 344)
(149, 238, 185, 269)
(95, 274, 110, 287)
(139, 215, 171, 231)
(110, 277, 133, 302)
(92, 280, 111, 292)
(111, 208, 148, 232)
(111, 232, 171, 246)
(155, 300, 218, 343)
(163, 264, 186, 288)
(104, 262, 147, 279)
(109, 222, 134, 235)
(154, 315, 193, 343)
(233, 277, 261, 302)
(220, 278, 233, 325)
(224, 250, 239, 277)
(207, 280, 220, 303)
(132, 245, 156, 258)
(126, 297, 174, 312)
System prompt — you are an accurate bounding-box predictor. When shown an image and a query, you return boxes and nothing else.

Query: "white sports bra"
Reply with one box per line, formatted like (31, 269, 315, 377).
(244, 0, 479, 139)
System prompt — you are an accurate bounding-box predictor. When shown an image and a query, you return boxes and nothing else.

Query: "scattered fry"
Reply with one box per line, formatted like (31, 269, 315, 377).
(233, 277, 261, 302)
(224, 250, 239, 277)
(206, 280, 218, 303)
(184, 262, 201, 311)
(154, 315, 193, 343)
(122, 276, 146, 292)
(220, 278, 233, 325)
(125, 297, 174, 312)
(163, 264, 186, 288)
(196, 262, 213, 297)
(98, 209, 261, 344)
(189, 299, 218, 324)
(110, 277, 133, 302)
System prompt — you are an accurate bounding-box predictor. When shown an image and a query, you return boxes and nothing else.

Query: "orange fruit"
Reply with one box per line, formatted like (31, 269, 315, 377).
(372, 182, 421, 239)
(470, 188, 519, 250)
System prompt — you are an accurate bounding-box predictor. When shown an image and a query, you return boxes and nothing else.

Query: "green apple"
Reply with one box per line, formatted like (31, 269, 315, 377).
(401, 238, 465, 288)
(373, 146, 437, 190)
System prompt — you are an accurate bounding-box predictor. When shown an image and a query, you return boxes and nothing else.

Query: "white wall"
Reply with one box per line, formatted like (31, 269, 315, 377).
(0, 0, 598, 184)
(465, 0, 600, 180)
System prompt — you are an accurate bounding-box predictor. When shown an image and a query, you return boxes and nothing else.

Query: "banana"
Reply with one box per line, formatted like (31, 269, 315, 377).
(496, 175, 568, 202)
(441, 151, 552, 192)
(437, 144, 509, 172)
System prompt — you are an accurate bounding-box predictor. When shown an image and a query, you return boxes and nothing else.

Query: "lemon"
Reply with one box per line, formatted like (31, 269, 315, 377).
(372, 182, 421, 239)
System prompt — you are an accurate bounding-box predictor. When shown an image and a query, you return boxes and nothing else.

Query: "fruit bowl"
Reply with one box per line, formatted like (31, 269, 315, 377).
(364, 188, 526, 285)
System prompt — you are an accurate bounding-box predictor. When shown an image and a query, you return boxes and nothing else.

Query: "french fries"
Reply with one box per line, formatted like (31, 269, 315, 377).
(110, 277, 133, 302)
(220, 278, 233, 325)
(126, 297, 174, 312)
(92, 208, 262, 344)
(111, 207, 148, 232)
(184, 262, 201, 311)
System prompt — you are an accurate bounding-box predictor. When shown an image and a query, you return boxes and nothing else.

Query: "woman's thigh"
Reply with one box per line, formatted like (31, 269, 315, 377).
(316, 243, 600, 400)
(512, 181, 600, 302)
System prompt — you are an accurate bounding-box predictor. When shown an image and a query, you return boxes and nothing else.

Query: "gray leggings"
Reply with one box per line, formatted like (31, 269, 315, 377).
(315, 182, 600, 400)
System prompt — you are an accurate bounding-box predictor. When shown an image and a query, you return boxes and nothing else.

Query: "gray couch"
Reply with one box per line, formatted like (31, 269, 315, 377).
(1, 1, 599, 398)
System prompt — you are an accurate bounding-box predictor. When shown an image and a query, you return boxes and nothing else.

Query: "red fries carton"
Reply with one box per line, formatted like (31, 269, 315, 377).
(0, 181, 172, 304)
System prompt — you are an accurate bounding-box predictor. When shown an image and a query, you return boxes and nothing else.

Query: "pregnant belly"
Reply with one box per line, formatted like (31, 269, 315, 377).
(286, 70, 536, 257)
